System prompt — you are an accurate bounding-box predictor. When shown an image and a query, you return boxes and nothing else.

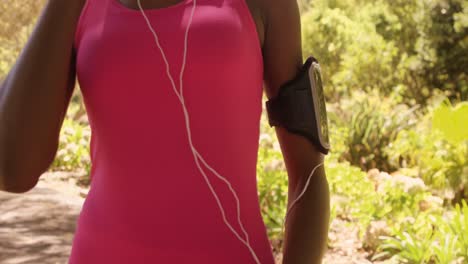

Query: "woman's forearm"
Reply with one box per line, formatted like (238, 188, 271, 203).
(282, 169, 330, 263)
(0, 0, 86, 193)
(275, 127, 330, 264)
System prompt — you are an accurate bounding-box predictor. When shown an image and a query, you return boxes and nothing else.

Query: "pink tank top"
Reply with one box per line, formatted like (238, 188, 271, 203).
(69, 0, 275, 263)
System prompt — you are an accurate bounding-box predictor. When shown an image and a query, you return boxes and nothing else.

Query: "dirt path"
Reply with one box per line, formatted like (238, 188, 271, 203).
(0, 172, 84, 264)
(0, 172, 372, 264)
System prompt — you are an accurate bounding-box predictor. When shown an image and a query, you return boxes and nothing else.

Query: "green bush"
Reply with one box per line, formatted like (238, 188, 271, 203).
(336, 90, 419, 171)
(432, 100, 468, 144)
(375, 180, 430, 221)
(51, 118, 91, 174)
(377, 212, 437, 263)
(325, 161, 376, 233)
(301, 0, 468, 105)
(377, 201, 468, 263)
(423, 0, 468, 102)
(387, 100, 468, 202)
(257, 136, 286, 243)
(326, 160, 433, 240)
(449, 200, 468, 259)
(257, 106, 288, 245)
(301, 5, 401, 100)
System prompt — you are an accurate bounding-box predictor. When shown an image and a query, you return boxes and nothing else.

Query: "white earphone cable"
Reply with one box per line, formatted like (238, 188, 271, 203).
(136, 1, 325, 263)
(136, 0, 259, 262)
(281, 161, 324, 235)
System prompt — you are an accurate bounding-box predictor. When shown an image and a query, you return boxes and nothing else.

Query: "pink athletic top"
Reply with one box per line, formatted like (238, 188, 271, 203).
(69, 0, 275, 263)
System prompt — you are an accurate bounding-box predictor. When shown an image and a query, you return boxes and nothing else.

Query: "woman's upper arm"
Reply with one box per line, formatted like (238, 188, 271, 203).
(261, 0, 304, 99)
(261, 0, 325, 179)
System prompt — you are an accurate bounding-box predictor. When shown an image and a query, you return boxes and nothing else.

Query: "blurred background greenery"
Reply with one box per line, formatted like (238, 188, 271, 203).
(1, 0, 467, 263)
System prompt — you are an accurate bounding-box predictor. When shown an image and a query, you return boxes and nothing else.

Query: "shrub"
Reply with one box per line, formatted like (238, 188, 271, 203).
(387, 100, 468, 202)
(301, 5, 401, 101)
(376, 212, 436, 263)
(301, 0, 468, 105)
(338, 90, 419, 171)
(257, 105, 288, 244)
(51, 118, 91, 174)
(377, 201, 468, 263)
(449, 200, 468, 259)
(325, 161, 377, 234)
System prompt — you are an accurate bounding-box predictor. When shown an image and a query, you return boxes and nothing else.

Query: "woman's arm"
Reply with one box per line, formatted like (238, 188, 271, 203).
(262, 0, 330, 263)
(0, 0, 86, 193)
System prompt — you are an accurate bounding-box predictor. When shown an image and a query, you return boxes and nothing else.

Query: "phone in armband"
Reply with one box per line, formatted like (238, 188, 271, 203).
(265, 56, 330, 154)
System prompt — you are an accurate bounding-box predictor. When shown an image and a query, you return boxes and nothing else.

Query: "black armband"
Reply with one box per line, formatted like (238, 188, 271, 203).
(265, 56, 330, 154)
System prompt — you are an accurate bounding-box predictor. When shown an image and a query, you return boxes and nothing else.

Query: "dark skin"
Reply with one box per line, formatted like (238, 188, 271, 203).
(0, 0, 85, 192)
(246, 1, 330, 263)
(0, 0, 330, 263)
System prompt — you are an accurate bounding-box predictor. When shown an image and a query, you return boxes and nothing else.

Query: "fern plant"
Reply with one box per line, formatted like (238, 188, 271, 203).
(449, 200, 468, 259)
(377, 226, 434, 263)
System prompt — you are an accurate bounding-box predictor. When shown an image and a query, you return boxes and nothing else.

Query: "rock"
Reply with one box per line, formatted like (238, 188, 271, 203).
(419, 195, 444, 211)
(273, 141, 282, 152)
(367, 168, 380, 182)
(259, 133, 273, 148)
(367, 169, 392, 192)
(264, 159, 285, 172)
(378, 172, 393, 183)
(363, 220, 391, 252)
(392, 173, 426, 194)
(372, 171, 426, 194)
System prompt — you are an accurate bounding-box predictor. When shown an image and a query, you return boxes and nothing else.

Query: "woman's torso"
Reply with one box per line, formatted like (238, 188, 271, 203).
(69, 0, 274, 263)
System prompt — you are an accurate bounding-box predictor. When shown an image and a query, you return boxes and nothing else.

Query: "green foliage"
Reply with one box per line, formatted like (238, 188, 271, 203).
(301, 0, 468, 104)
(326, 161, 375, 214)
(51, 118, 91, 174)
(377, 202, 468, 263)
(432, 232, 461, 264)
(376, 180, 429, 220)
(387, 101, 468, 201)
(325, 161, 376, 234)
(301, 7, 354, 97)
(379, 232, 433, 263)
(257, 137, 286, 242)
(448, 200, 468, 258)
(325, 160, 434, 241)
(377, 213, 435, 263)
(432, 100, 468, 144)
(257, 105, 288, 244)
(424, 0, 468, 102)
(335, 90, 418, 171)
(301, 5, 400, 100)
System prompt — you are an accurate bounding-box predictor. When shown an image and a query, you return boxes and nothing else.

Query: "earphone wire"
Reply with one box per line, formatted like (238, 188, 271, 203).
(281, 162, 324, 236)
(136, 1, 325, 263)
(136, 0, 259, 263)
